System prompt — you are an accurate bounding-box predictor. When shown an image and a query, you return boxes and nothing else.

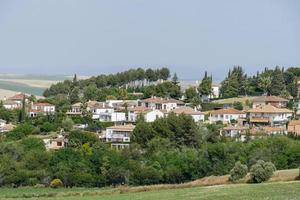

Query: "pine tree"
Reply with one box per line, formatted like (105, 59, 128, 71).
(172, 73, 179, 85)
(270, 66, 286, 96)
(198, 71, 212, 96)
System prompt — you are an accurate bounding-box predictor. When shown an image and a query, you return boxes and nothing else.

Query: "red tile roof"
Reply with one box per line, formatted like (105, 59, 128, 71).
(252, 96, 288, 102)
(142, 97, 184, 104)
(209, 108, 245, 115)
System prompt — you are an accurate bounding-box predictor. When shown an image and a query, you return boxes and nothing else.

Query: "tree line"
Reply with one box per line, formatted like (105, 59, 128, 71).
(43, 67, 171, 97)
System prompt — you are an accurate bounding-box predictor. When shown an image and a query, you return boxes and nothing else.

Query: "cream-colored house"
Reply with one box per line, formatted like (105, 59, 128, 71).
(128, 106, 164, 123)
(209, 108, 246, 123)
(140, 96, 185, 112)
(67, 102, 82, 115)
(101, 124, 135, 150)
(252, 96, 288, 108)
(247, 105, 293, 126)
(170, 106, 205, 122)
(29, 103, 56, 117)
(43, 135, 68, 150)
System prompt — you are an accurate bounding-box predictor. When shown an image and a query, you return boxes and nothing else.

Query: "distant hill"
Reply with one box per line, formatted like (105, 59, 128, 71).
(0, 74, 73, 97)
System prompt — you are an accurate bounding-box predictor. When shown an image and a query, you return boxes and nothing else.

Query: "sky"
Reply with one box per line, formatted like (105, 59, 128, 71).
(0, 0, 299, 81)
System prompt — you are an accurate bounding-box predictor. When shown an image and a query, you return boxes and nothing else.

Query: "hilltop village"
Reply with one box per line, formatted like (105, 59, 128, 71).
(0, 66, 299, 187)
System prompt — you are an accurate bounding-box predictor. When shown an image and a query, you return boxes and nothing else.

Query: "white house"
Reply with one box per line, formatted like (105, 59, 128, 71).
(3, 100, 21, 110)
(8, 93, 29, 104)
(87, 101, 126, 122)
(128, 106, 165, 122)
(29, 102, 55, 117)
(66, 102, 82, 115)
(247, 105, 293, 126)
(101, 124, 135, 150)
(140, 96, 185, 112)
(171, 106, 205, 122)
(211, 84, 220, 99)
(209, 108, 246, 123)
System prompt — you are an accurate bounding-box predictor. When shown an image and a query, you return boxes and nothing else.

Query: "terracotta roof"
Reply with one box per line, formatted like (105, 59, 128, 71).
(142, 97, 184, 104)
(8, 93, 27, 100)
(72, 102, 82, 107)
(209, 108, 245, 115)
(252, 96, 288, 102)
(247, 105, 293, 113)
(33, 103, 54, 107)
(288, 120, 300, 126)
(128, 106, 151, 113)
(171, 106, 204, 115)
(107, 124, 135, 132)
(87, 101, 112, 109)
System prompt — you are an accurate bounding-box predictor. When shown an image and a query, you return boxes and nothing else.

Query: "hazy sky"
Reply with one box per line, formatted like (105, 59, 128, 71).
(0, 0, 299, 80)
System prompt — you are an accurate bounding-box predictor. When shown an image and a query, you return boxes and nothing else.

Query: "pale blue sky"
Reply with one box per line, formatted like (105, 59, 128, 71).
(0, 0, 299, 80)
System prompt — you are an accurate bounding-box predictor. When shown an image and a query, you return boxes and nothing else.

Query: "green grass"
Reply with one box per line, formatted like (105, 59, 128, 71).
(1, 181, 299, 200)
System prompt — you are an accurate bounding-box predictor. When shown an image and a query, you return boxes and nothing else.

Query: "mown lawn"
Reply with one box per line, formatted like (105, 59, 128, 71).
(1, 181, 299, 200)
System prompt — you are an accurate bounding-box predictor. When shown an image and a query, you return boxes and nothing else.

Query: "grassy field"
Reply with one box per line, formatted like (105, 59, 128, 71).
(212, 96, 258, 105)
(0, 169, 298, 200)
(0, 181, 299, 200)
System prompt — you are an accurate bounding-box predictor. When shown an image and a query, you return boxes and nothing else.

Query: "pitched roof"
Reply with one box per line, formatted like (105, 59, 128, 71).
(3, 100, 20, 105)
(8, 93, 28, 100)
(33, 102, 54, 107)
(128, 106, 151, 113)
(106, 124, 135, 132)
(171, 106, 204, 115)
(142, 96, 184, 104)
(72, 102, 82, 107)
(252, 96, 288, 102)
(87, 101, 112, 109)
(209, 108, 245, 115)
(247, 105, 293, 113)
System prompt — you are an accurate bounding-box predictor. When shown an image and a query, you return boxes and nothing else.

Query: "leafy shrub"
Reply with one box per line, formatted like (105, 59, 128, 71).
(50, 179, 63, 188)
(233, 101, 243, 110)
(250, 160, 276, 183)
(229, 161, 248, 182)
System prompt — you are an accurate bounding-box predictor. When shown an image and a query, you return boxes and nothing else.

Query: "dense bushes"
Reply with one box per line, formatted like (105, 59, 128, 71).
(0, 134, 298, 187)
(250, 160, 276, 183)
(229, 161, 248, 182)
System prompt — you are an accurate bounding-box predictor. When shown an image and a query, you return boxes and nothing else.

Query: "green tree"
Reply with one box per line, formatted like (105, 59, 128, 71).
(61, 118, 74, 132)
(250, 160, 276, 183)
(229, 161, 248, 182)
(172, 73, 179, 85)
(69, 87, 80, 104)
(269, 66, 286, 96)
(159, 67, 170, 80)
(198, 71, 212, 96)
